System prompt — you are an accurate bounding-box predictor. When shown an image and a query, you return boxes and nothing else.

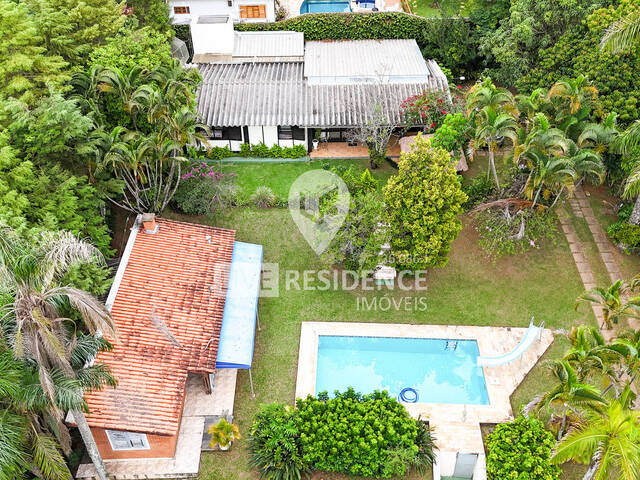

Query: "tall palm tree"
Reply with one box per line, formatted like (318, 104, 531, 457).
(576, 280, 640, 330)
(524, 360, 607, 440)
(516, 88, 549, 131)
(468, 105, 519, 189)
(601, 9, 640, 53)
(551, 389, 640, 480)
(612, 121, 640, 224)
(0, 228, 117, 480)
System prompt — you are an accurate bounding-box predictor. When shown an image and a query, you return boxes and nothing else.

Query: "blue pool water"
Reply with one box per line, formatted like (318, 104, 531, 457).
(315, 336, 490, 405)
(300, 0, 351, 13)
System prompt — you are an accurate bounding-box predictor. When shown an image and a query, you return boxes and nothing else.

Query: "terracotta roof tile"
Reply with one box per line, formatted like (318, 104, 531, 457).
(84, 218, 235, 436)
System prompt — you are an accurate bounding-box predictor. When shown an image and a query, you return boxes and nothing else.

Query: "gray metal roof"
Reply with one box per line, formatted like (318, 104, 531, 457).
(196, 60, 449, 127)
(304, 39, 430, 81)
(233, 31, 304, 58)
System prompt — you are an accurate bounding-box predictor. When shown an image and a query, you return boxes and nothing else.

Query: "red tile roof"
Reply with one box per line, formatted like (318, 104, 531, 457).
(84, 218, 236, 436)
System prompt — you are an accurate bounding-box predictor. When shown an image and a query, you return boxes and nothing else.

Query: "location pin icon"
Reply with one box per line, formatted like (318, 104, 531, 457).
(288, 170, 351, 255)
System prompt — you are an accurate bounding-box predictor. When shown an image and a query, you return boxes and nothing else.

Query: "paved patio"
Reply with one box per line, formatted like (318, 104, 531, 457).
(76, 369, 238, 479)
(309, 138, 402, 159)
(295, 322, 554, 480)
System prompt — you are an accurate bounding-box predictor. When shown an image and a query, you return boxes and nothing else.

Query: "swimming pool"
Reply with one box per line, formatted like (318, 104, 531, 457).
(299, 0, 351, 14)
(315, 336, 490, 404)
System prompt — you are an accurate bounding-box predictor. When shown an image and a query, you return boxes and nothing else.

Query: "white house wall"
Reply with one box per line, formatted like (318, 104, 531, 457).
(191, 21, 235, 55)
(169, 0, 275, 24)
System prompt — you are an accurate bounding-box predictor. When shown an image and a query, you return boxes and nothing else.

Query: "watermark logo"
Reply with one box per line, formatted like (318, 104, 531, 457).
(288, 170, 350, 255)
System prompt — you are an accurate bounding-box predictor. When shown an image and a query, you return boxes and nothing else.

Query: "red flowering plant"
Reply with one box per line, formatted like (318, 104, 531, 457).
(398, 86, 465, 134)
(173, 162, 237, 215)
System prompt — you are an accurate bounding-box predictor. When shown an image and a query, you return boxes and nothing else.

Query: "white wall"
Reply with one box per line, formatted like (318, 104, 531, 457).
(190, 20, 235, 55)
(169, 0, 275, 24)
(262, 126, 278, 147)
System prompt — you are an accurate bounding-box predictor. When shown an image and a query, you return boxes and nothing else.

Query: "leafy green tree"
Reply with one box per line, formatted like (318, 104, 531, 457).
(525, 361, 607, 440)
(551, 390, 640, 480)
(323, 192, 385, 274)
(127, 0, 172, 32)
(0, 136, 112, 254)
(0, 0, 68, 107)
(25, 0, 125, 68)
(480, 0, 604, 85)
(486, 416, 561, 480)
(2, 92, 94, 169)
(383, 134, 467, 270)
(89, 26, 173, 72)
(518, 1, 640, 127)
(576, 280, 640, 330)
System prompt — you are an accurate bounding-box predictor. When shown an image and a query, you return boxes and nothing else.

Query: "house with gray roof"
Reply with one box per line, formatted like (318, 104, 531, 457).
(194, 32, 450, 152)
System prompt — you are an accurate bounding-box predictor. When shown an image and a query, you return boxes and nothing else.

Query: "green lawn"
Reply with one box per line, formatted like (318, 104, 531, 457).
(218, 158, 396, 202)
(165, 158, 593, 479)
(410, 0, 460, 17)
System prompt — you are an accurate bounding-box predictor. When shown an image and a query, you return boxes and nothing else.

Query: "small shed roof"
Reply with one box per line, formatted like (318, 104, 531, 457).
(304, 39, 430, 81)
(233, 31, 304, 58)
(84, 218, 235, 436)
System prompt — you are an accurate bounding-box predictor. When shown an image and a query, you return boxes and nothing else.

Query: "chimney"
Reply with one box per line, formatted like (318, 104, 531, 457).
(141, 213, 158, 234)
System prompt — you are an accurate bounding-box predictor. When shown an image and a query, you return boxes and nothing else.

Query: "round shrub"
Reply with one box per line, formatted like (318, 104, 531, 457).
(251, 186, 277, 208)
(486, 416, 561, 480)
(296, 389, 432, 478)
(172, 162, 236, 215)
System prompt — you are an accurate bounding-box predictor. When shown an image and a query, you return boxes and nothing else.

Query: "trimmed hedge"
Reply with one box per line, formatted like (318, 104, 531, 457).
(235, 12, 436, 40)
(209, 143, 307, 160)
(235, 12, 482, 76)
(486, 416, 561, 480)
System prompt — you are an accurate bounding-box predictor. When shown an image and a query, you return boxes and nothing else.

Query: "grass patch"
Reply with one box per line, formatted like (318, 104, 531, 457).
(410, 0, 460, 17)
(218, 158, 396, 202)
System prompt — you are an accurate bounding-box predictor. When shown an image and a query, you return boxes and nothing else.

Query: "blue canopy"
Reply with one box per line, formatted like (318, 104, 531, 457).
(216, 241, 263, 369)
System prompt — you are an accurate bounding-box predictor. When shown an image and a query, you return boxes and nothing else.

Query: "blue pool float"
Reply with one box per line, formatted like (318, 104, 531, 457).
(399, 387, 419, 403)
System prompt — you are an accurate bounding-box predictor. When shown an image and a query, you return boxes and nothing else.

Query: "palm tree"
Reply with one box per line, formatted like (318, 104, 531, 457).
(468, 106, 519, 189)
(524, 361, 607, 440)
(576, 280, 640, 329)
(466, 77, 518, 115)
(516, 88, 549, 131)
(548, 75, 598, 117)
(601, 9, 640, 53)
(610, 329, 640, 393)
(612, 121, 640, 224)
(577, 112, 618, 154)
(0, 228, 117, 480)
(564, 325, 621, 385)
(551, 389, 640, 480)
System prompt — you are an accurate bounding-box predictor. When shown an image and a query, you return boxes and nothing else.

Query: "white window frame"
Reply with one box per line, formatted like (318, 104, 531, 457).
(105, 429, 151, 451)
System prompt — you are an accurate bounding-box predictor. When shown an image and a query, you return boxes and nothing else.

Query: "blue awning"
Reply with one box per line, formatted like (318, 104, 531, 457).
(216, 241, 263, 369)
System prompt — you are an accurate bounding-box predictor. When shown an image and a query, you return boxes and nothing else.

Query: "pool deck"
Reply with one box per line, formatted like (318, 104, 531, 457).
(295, 322, 555, 480)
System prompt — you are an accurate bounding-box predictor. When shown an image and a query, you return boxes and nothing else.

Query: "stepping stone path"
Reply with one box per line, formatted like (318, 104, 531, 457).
(560, 186, 639, 336)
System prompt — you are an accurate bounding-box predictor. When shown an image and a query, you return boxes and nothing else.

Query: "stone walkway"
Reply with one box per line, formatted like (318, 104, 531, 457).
(559, 186, 639, 334)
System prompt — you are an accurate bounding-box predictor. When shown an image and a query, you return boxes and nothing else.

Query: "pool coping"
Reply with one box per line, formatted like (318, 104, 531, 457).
(295, 322, 555, 459)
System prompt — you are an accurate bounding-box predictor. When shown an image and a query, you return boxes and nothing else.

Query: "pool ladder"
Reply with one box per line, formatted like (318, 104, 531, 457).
(445, 340, 458, 351)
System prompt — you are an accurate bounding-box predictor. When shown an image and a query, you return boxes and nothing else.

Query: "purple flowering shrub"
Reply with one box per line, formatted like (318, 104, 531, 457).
(173, 162, 237, 215)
